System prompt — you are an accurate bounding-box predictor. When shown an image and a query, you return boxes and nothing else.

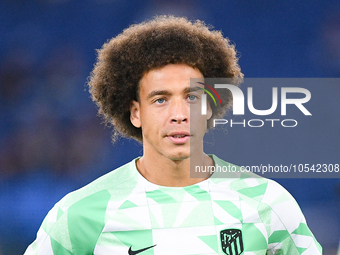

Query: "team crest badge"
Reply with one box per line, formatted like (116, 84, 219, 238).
(220, 229, 244, 255)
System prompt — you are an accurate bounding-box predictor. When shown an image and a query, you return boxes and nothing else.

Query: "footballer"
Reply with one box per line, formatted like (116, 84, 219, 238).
(25, 16, 321, 255)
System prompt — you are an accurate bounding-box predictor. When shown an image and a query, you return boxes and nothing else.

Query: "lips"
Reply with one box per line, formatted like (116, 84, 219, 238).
(172, 134, 186, 138)
(167, 132, 191, 144)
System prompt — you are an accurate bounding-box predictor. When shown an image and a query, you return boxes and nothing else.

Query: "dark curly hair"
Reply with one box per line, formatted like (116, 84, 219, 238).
(88, 15, 243, 142)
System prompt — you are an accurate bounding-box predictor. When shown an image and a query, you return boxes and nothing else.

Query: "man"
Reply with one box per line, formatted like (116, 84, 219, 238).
(25, 16, 321, 254)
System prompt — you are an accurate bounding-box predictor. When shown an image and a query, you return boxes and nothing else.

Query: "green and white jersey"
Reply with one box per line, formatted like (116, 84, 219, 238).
(25, 155, 322, 255)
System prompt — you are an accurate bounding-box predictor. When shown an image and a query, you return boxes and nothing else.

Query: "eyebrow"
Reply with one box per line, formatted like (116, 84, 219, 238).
(146, 87, 202, 100)
(146, 90, 171, 100)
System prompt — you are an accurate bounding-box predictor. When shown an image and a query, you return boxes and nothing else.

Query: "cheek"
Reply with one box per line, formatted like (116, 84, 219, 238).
(191, 111, 208, 125)
(140, 111, 161, 131)
(190, 113, 209, 138)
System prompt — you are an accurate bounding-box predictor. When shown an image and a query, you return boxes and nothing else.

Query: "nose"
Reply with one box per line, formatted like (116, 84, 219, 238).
(170, 98, 188, 124)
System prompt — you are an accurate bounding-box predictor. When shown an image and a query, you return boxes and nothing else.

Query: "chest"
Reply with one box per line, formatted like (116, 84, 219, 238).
(93, 187, 270, 254)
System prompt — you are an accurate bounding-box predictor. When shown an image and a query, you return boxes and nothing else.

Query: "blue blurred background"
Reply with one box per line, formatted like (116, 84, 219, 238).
(0, 0, 339, 254)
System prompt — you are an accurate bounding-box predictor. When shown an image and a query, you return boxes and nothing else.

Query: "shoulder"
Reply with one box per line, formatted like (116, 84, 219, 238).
(209, 155, 322, 254)
(210, 155, 302, 218)
(33, 158, 139, 254)
(209, 155, 303, 231)
(63, 158, 138, 206)
(210, 154, 292, 200)
(52, 157, 139, 217)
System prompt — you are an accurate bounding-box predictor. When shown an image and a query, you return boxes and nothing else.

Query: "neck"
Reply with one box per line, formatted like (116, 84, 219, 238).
(136, 151, 214, 187)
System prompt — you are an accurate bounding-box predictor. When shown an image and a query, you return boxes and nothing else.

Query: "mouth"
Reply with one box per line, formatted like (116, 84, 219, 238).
(167, 132, 191, 144)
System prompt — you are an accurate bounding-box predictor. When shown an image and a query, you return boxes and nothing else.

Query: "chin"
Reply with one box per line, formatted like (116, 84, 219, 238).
(166, 150, 191, 161)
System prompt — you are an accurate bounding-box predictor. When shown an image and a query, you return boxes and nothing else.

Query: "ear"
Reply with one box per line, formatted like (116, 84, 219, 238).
(206, 100, 213, 120)
(130, 100, 141, 128)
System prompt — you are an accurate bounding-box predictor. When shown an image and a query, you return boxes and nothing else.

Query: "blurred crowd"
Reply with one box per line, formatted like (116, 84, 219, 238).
(0, 0, 340, 254)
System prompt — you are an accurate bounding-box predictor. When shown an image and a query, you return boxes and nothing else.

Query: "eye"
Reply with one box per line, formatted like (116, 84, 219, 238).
(188, 95, 198, 101)
(155, 98, 166, 104)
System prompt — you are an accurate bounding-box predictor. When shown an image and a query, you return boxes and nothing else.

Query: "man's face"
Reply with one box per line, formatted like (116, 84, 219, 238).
(130, 64, 212, 161)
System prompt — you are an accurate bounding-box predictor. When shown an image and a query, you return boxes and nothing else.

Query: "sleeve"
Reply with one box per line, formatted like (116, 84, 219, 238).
(262, 180, 322, 255)
(23, 200, 73, 255)
(24, 189, 111, 255)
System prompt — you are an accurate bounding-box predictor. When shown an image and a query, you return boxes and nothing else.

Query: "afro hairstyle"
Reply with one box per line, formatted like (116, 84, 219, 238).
(88, 15, 243, 142)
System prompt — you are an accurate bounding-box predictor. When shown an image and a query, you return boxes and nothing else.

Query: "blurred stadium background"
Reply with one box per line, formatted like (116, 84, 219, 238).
(0, 0, 339, 254)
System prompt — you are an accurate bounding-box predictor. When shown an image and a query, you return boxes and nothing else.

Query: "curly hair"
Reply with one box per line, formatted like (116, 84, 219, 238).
(88, 15, 243, 142)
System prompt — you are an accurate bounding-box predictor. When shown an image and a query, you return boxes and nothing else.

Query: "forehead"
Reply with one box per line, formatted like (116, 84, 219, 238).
(139, 64, 203, 93)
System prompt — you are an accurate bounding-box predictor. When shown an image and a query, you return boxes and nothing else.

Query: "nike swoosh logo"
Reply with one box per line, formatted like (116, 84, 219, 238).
(128, 244, 156, 255)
